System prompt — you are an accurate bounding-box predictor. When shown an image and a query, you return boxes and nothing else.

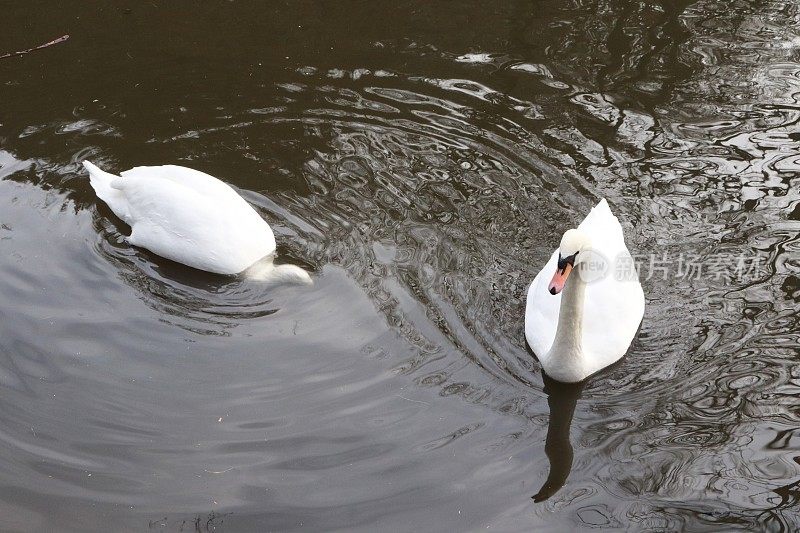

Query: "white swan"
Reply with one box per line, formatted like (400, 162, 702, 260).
(525, 199, 644, 382)
(83, 161, 311, 284)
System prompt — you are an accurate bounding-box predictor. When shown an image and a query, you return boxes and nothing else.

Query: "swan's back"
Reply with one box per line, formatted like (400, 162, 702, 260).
(84, 162, 276, 275)
(120, 165, 243, 202)
(525, 199, 644, 371)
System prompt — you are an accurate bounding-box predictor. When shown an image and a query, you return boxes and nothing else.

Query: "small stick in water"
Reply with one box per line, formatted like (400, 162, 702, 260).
(0, 34, 70, 60)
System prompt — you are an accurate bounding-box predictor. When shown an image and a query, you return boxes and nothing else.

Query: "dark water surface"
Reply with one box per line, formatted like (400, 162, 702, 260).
(1, 1, 799, 531)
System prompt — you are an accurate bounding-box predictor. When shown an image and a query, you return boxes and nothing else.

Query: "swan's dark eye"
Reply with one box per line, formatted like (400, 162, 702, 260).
(557, 252, 578, 271)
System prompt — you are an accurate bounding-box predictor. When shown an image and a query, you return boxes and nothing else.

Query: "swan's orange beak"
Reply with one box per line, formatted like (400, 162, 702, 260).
(548, 264, 572, 295)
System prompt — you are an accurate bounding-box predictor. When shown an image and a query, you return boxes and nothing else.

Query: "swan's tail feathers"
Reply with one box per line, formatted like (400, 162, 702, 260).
(83, 160, 119, 196)
(82, 161, 130, 223)
(578, 197, 626, 247)
(581, 198, 615, 226)
(594, 198, 612, 215)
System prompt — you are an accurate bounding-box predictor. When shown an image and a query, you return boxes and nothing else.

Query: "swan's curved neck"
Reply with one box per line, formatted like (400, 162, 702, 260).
(548, 263, 587, 362)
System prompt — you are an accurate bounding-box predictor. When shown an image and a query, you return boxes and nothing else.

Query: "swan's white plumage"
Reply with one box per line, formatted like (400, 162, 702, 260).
(525, 199, 645, 381)
(83, 161, 277, 275)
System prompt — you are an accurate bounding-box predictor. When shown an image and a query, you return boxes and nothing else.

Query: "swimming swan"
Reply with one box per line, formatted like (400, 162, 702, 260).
(83, 161, 311, 284)
(525, 199, 644, 382)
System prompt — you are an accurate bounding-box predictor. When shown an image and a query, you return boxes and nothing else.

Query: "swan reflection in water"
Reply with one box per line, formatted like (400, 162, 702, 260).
(533, 374, 586, 502)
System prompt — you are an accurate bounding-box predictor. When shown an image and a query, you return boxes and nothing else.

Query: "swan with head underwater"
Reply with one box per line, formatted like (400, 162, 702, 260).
(525, 199, 644, 383)
(82, 161, 312, 285)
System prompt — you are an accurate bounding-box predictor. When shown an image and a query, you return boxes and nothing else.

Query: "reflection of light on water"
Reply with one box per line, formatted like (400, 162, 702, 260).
(0, 150, 32, 178)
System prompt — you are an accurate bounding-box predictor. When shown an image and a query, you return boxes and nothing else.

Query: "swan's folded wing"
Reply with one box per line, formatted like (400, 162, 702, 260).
(525, 249, 561, 357)
(580, 200, 645, 370)
(120, 165, 244, 203)
(580, 249, 645, 370)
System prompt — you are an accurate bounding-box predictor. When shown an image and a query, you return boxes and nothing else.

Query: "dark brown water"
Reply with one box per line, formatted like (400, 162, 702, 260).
(1, 1, 798, 531)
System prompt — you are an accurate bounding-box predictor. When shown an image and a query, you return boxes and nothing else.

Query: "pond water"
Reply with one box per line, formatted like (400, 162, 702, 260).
(1, 1, 799, 531)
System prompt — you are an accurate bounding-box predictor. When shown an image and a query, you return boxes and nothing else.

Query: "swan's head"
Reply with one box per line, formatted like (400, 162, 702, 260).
(548, 228, 591, 295)
(270, 264, 314, 286)
(246, 260, 313, 286)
